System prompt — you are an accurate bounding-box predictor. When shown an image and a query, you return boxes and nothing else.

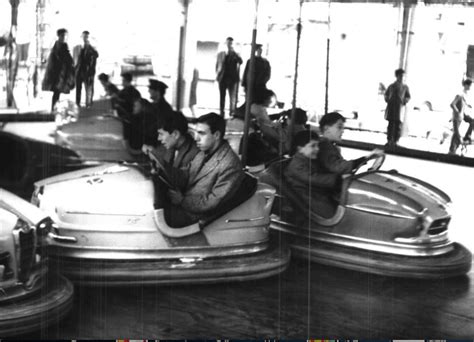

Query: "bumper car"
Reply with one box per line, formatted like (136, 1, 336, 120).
(31, 162, 290, 286)
(258, 154, 472, 278)
(0, 189, 73, 337)
(0, 131, 85, 199)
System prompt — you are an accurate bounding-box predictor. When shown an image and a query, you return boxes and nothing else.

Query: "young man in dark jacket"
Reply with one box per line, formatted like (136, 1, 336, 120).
(75, 31, 98, 108)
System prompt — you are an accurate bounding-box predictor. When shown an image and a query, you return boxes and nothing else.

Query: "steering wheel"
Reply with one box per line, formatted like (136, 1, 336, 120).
(145, 150, 175, 188)
(352, 153, 385, 175)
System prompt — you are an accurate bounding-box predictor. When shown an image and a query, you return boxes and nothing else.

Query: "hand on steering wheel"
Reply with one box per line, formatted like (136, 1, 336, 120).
(352, 152, 386, 175)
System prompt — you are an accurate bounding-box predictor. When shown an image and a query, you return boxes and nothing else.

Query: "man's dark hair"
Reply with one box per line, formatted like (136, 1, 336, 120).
(157, 111, 189, 135)
(121, 72, 133, 83)
(286, 108, 307, 125)
(226, 37, 234, 42)
(197, 113, 226, 139)
(463, 78, 472, 87)
(57, 28, 67, 36)
(293, 129, 320, 148)
(319, 112, 346, 132)
(82, 30, 90, 35)
(254, 88, 275, 105)
(98, 73, 109, 82)
(395, 68, 405, 77)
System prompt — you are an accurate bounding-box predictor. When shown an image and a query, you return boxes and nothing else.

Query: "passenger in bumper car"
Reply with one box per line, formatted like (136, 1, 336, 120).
(317, 112, 383, 175)
(285, 130, 340, 218)
(153, 113, 245, 230)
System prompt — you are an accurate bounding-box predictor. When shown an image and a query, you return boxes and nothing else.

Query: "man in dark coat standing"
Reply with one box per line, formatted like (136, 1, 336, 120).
(75, 31, 99, 108)
(42, 28, 75, 112)
(242, 44, 271, 101)
(384, 68, 411, 146)
(216, 37, 243, 117)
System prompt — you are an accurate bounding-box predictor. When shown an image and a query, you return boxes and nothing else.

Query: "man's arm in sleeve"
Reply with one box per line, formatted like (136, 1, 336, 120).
(286, 159, 338, 188)
(319, 140, 355, 174)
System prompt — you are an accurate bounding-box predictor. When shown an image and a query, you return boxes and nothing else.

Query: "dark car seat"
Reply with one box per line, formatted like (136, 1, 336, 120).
(260, 158, 345, 227)
(199, 173, 258, 227)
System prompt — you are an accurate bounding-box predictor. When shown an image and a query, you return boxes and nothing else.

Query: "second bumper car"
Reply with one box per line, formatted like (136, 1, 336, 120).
(32, 163, 290, 286)
(258, 156, 472, 279)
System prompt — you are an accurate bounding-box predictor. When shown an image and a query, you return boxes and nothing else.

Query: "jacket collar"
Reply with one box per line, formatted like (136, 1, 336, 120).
(189, 140, 232, 185)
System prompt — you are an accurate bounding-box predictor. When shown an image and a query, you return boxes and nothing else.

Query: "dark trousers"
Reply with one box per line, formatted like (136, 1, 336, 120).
(218, 79, 238, 117)
(387, 119, 401, 144)
(51, 90, 61, 112)
(76, 76, 94, 107)
(464, 115, 474, 141)
(449, 119, 461, 153)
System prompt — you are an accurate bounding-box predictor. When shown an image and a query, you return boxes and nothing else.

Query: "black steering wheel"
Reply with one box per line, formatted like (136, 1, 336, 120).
(145, 150, 175, 188)
(352, 153, 385, 175)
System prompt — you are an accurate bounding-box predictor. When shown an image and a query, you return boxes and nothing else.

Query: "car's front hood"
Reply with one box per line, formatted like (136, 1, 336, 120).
(348, 171, 451, 220)
(35, 164, 154, 218)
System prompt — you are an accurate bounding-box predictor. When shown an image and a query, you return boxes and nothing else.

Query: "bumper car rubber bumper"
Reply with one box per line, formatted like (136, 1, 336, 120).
(289, 238, 472, 279)
(48, 239, 291, 286)
(0, 274, 74, 337)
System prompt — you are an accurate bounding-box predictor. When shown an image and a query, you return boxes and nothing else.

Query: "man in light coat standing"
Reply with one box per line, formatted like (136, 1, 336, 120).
(216, 37, 243, 117)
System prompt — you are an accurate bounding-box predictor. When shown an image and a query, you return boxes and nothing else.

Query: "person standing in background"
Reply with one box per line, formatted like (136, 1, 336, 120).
(449, 78, 472, 154)
(242, 43, 271, 102)
(216, 37, 242, 117)
(42, 28, 75, 112)
(75, 31, 98, 108)
(384, 68, 411, 147)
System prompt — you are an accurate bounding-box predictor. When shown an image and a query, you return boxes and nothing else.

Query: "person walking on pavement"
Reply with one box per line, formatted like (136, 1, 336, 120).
(449, 78, 472, 154)
(384, 68, 411, 147)
(42, 28, 75, 112)
(216, 37, 243, 117)
(242, 44, 271, 102)
(75, 31, 99, 108)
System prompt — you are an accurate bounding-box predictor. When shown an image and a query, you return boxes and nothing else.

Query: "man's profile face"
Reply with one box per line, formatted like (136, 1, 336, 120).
(158, 128, 178, 150)
(194, 123, 219, 152)
(226, 39, 233, 51)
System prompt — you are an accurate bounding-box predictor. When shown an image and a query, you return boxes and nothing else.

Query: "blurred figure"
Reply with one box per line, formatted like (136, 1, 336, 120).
(75, 31, 99, 108)
(115, 72, 140, 120)
(145, 79, 174, 146)
(216, 37, 243, 117)
(98, 73, 119, 97)
(42, 28, 75, 112)
(242, 43, 271, 102)
(449, 78, 472, 154)
(384, 68, 411, 147)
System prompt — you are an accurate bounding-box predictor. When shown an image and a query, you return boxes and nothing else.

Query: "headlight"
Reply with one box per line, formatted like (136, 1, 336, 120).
(36, 217, 57, 237)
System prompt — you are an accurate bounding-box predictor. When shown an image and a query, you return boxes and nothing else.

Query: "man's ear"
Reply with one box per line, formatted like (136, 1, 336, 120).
(213, 130, 222, 141)
(172, 130, 180, 139)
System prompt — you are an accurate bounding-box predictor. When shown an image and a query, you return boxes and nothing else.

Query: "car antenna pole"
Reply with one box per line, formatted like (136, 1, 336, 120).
(288, 0, 303, 154)
(241, 0, 259, 169)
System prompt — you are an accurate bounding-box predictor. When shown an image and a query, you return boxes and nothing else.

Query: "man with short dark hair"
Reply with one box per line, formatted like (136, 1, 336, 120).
(384, 68, 411, 146)
(153, 112, 244, 231)
(75, 30, 98, 108)
(216, 37, 243, 117)
(242, 43, 271, 102)
(98, 73, 119, 97)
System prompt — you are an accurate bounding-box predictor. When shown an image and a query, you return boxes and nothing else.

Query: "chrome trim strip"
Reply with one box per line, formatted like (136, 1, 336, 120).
(345, 204, 417, 219)
(48, 239, 270, 260)
(64, 211, 146, 216)
(49, 232, 77, 243)
(226, 217, 265, 223)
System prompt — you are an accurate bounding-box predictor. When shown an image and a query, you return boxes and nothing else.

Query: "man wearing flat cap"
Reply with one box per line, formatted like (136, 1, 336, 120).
(145, 79, 174, 145)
